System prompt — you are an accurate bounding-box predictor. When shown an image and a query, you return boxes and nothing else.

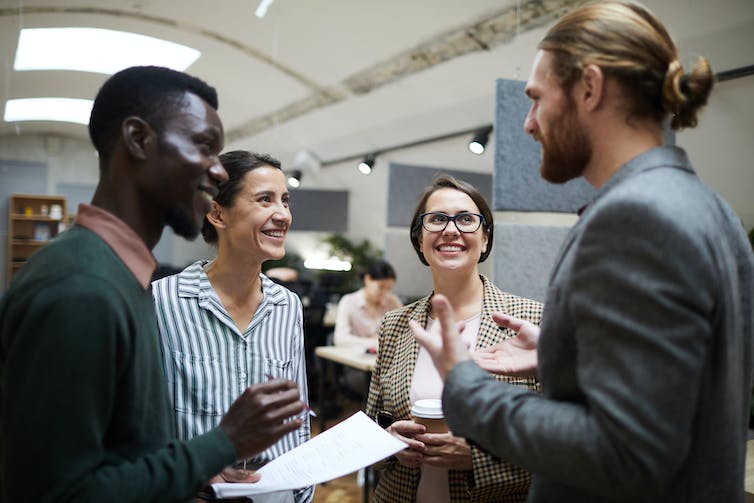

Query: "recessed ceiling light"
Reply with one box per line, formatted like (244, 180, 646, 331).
(4, 98, 93, 125)
(14, 27, 200, 74)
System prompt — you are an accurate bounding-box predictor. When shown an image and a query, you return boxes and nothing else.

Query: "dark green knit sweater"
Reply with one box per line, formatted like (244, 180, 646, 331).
(1, 225, 235, 502)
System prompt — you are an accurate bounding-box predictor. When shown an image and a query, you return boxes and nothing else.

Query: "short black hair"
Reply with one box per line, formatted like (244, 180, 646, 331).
(360, 259, 397, 281)
(88, 66, 218, 162)
(202, 150, 283, 244)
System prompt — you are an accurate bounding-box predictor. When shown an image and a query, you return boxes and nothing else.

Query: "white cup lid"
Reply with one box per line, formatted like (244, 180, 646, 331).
(410, 399, 444, 419)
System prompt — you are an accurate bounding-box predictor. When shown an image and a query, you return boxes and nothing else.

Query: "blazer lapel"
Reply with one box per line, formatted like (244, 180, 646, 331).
(394, 296, 430, 419)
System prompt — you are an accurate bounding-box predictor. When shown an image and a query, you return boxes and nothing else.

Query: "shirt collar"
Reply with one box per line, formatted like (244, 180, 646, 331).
(594, 146, 691, 203)
(580, 146, 692, 219)
(74, 203, 157, 290)
(176, 261, 289, 307)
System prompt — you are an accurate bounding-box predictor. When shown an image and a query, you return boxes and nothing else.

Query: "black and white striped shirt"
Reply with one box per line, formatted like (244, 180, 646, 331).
(152, 260, 312, 502)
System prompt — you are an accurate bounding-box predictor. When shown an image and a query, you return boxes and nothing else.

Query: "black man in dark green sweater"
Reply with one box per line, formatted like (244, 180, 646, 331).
(1, 66, 307, 502)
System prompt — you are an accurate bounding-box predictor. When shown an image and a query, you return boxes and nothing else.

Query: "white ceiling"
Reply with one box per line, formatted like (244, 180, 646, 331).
(1, 0, 753, 175)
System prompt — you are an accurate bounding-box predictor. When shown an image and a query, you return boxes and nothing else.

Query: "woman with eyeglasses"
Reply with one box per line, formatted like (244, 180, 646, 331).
(365, 175, 543, 502)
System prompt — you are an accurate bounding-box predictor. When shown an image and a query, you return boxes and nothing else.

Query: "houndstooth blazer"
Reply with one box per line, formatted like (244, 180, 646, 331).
(365, 275, 543, 502)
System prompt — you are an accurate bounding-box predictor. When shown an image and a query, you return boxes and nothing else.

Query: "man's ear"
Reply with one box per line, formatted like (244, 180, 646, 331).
(205, 201, 226, 230)
(580, 64, 605, 112)
(121, 116, 154, 161)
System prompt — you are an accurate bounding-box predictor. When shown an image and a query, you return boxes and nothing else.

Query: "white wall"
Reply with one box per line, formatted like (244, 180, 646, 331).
(677, 75, 754, 227)
(0, 135, 98, 193)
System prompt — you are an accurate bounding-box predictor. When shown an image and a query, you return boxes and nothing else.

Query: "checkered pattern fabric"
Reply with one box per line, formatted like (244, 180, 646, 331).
(366, 275, 543, 502)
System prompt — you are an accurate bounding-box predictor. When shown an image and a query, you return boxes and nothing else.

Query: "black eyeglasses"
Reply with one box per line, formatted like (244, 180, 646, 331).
(419, 212, 485, 233)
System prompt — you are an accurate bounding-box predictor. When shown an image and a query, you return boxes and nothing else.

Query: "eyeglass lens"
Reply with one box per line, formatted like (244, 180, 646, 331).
(422, 212, 482, 233)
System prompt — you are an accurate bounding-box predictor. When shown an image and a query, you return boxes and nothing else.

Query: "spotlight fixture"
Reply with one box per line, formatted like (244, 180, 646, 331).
(468, 126, 493, 155)
(287, 169, 302, 188)
(358, 153, 376, 175)
(292, 149, 321, 172)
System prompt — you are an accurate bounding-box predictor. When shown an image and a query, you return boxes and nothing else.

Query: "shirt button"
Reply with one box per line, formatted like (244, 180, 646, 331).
(240, 372, 247, 380)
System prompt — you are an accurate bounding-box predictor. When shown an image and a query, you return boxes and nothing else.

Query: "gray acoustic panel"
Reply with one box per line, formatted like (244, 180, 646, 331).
(493, 79, 595, 213)
(493, 222, 572, 302)
(387, 163, 491, 227)
(289, 189, 348, 232)
(663, 126, 676, 147)
(384, 229, 433, 301)
(493, 79, 675, 213)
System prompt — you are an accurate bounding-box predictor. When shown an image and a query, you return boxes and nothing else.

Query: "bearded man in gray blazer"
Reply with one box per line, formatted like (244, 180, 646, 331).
(411, 2, 754, 502)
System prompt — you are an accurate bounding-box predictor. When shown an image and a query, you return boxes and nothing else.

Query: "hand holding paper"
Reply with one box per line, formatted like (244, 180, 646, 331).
(212, 411, 406, 498)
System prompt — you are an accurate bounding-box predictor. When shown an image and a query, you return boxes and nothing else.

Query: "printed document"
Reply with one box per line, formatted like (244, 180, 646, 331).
(212, 411, 406, 498)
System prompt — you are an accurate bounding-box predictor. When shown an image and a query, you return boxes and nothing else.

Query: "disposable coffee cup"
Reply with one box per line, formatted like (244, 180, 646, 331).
(410, 399, 448, 433)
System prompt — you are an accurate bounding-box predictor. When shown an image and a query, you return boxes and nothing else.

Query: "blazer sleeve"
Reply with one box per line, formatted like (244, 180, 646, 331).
(365, 315, 401, 470)
(443, 197, 718, 500)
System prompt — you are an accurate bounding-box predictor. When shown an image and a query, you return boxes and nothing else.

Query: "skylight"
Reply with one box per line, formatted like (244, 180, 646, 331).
(14, 27, 201, 74)
(4, 98, 93, 125)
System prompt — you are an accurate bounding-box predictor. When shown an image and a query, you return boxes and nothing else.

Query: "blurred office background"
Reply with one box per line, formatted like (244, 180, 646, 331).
(1, 0, 753, 301)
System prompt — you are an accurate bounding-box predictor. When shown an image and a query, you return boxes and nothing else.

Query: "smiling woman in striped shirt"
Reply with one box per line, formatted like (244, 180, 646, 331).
(152, 150, 312, 503)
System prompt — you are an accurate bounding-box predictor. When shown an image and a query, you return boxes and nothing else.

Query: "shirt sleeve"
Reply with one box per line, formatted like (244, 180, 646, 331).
(292, 296, 314, 503)
(292, 296, 311, 446)
(333, 292, 373, 348)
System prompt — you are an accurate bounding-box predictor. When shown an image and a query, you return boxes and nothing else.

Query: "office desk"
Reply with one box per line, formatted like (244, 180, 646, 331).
(314, 346, 376, 503)
(314, 346, 375, 432)
(315, 345, 376, 372)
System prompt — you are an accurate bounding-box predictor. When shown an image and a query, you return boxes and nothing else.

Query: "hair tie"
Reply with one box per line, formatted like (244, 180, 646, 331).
(679, 73, 690, 94)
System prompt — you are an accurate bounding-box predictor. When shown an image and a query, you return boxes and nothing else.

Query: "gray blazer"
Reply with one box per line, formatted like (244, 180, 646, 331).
(443, 146, 754, 502)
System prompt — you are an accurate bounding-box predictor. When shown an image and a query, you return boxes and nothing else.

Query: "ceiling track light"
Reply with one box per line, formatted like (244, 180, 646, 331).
(287, 169, 302, 188)
(468, 126, 493, 155)
(319, 123, 493, 168)
(358, 153, 376, 175)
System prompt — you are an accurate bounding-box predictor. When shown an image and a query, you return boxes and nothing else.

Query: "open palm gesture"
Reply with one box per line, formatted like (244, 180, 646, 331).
(472, 313, 540, 377)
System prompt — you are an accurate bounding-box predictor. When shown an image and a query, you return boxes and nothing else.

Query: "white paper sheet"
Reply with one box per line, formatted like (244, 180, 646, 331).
(212, 411, 406, 498)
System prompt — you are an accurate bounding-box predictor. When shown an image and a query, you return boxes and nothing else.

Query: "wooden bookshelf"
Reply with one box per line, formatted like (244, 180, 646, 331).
(7, 194, 67, 286)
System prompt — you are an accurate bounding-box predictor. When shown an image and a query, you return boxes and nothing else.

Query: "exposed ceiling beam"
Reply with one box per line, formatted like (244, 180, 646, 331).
(226, 0, 585, 142)
(0, 5, 324, 92)
(1, 1, 584, 144)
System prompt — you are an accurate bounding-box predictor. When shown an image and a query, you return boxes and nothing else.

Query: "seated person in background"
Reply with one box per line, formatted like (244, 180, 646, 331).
(152, 150, 312, 503)
(331, 259, 402, 401)
(333, 259, 402, 353)
(365, 175, 543, 502)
